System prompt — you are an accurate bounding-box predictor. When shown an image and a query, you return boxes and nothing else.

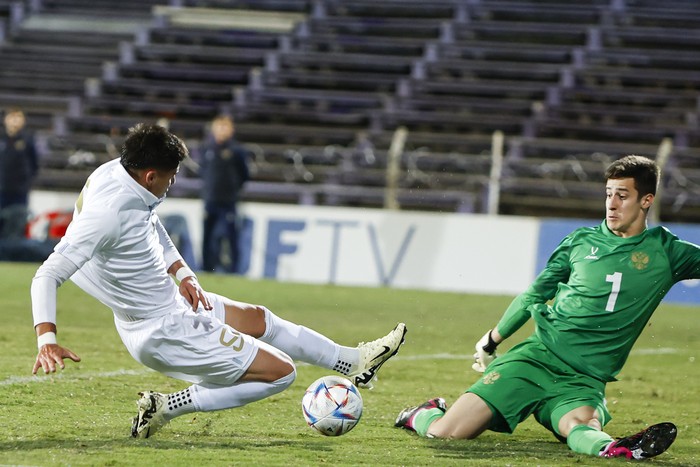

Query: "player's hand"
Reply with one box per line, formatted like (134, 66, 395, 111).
(32, 343, 81, 375)
(179, 276, 213, 311)
(471, 330, 498, 373)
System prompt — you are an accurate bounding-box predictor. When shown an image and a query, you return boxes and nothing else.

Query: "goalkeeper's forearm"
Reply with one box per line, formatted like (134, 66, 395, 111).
(494, 294, 533, 340)
(489, 328, 503, 347)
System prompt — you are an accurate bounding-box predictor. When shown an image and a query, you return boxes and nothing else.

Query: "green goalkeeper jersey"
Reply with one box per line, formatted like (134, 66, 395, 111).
(497, 220, 700, 382)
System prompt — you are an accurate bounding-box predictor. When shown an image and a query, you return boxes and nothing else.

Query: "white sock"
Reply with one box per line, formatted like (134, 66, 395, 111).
(260, 307, 359, 372)
(164, 387, 196, 420)
(191, 370, 296, 413)
(335, 346, 361, 375)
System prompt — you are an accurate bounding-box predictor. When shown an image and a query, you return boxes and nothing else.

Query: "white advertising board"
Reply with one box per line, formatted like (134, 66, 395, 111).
(30, 191, 540, 295)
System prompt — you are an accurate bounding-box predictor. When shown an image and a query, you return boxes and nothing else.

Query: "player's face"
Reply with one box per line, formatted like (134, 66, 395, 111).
(605, 177, 652, 238)
(148, 166, 179, 198)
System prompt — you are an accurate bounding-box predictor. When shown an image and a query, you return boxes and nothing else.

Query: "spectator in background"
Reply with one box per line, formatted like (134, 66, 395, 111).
(0, 108, 38, 233)
(199, 114, 250, 273)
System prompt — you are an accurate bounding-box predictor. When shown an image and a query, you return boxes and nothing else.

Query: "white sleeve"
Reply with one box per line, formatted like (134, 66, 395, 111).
(31, 252, 80, 327)
(155, 215, 184, 269)
(55, 206, 119, 266)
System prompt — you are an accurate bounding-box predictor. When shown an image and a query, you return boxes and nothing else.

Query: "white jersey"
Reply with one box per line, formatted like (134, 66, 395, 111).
(54, 158, 185, 321)
(33, 158, 262, 389)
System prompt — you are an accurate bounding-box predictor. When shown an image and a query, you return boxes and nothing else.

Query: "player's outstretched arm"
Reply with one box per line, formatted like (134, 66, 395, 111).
(32, 323, 80, 375)
(31, 253, 81, 375)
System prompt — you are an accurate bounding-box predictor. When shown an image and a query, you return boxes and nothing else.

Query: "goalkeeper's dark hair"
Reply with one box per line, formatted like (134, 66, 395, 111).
(605, 155, 659, 198)
(120, 123, 188, 172)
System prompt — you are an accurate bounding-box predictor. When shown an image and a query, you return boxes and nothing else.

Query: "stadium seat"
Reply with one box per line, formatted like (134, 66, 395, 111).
(2, 0, 699, 221)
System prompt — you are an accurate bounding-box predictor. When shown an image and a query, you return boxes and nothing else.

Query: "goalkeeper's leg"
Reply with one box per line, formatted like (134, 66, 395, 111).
(396, 392, 493, 439)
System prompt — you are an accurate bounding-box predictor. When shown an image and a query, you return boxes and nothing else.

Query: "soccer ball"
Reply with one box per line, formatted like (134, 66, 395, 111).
(301, 375, 363, 436)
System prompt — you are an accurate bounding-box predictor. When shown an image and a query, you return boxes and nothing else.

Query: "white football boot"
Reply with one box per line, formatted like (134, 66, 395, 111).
(131, 391, 169, 439)
(351, 322, 407, 389)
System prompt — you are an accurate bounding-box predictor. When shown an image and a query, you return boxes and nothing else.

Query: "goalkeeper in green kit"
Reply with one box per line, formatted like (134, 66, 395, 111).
(395, 155, 700, 460)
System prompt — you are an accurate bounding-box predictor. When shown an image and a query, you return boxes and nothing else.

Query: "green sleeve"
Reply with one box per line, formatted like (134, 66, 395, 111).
(496, 233, 574, 339)
(668, 238, 700, 281)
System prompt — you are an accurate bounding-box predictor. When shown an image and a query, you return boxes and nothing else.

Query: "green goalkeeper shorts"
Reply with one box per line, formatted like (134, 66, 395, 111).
(467, 334, 611, 436)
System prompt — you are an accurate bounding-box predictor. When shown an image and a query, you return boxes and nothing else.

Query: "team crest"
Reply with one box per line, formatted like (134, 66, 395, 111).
(630, 251, 649, 270)
(483, 371, 501, 385)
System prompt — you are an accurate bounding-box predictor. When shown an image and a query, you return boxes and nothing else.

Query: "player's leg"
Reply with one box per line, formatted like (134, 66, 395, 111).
(541, 372, 676, 461)
(189, 340, 296, 411)
(557, 405, 611, 455)
(429, 393, 493, 438)
(528, 350, 617, 455)
(558, 406, 677, 459)
(218, 294, 407, 388)
(222, 205, 240, 273)
(201, 203, 219, 271)
(397, 337, 555, 439)
(132, 340, 296, 438)
(395, 392, 493, 439)
(220, 297, 347, 369)
(128, 304, 298, 438)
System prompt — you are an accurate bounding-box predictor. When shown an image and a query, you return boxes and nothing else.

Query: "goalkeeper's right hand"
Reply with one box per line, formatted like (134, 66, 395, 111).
(471, 329, 499, 373)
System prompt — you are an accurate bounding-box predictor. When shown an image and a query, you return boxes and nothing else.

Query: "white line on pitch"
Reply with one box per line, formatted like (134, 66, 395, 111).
(0, 368, 154, 386)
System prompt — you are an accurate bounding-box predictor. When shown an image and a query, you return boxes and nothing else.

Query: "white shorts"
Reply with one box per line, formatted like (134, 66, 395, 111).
(114, 293, 259, 386)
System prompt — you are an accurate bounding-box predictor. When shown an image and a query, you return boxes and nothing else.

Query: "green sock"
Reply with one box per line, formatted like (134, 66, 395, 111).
(412, 408, 445, 437)
(567, 425, 614, 456)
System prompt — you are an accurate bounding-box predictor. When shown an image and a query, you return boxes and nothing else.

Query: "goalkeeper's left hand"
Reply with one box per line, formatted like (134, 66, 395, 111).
(471, 329, 499, 373)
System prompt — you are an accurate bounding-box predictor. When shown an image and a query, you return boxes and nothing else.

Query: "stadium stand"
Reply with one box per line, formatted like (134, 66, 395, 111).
(1, 0, 699, 221)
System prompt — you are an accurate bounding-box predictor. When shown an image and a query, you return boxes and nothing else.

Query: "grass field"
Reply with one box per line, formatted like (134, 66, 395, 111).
(1, 261, 698, 466)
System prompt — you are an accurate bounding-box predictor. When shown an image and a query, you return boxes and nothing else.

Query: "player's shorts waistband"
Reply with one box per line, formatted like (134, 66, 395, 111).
(112, 294, 209, 323)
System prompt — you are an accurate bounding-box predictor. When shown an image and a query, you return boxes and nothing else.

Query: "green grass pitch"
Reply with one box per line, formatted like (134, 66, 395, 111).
(1, 262, 698, 466)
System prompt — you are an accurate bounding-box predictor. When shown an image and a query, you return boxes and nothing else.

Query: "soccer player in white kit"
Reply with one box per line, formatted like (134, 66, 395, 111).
(30, 123, 407, 438)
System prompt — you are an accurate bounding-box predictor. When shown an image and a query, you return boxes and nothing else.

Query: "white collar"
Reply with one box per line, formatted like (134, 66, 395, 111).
(112, 159, 165, 211)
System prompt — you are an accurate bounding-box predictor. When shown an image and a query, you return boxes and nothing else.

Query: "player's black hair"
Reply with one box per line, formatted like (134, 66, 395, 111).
(120, 123, 188, 172)
(605, 155, 659, 198)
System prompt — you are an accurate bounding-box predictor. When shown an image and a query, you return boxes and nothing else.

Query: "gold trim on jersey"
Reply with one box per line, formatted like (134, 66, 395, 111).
(76, 178, 90, 214)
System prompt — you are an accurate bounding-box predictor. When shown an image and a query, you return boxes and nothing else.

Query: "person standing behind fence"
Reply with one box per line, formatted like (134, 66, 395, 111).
(0, 108, 38, 237)
(199, 114, 250, 273)
(0, 108, 38, 211)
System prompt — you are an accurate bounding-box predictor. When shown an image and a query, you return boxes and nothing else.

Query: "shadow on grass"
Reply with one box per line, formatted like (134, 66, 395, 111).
(0, 435, 339, 454)
(425, 437, 692, 466)
(2, 435, 694, 466)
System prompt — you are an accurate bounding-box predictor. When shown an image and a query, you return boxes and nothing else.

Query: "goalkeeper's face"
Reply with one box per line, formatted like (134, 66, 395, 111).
(605, 177, 653, 238)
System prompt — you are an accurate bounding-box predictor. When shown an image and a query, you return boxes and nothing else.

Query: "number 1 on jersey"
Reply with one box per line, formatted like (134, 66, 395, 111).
(605, 272, 622, 312)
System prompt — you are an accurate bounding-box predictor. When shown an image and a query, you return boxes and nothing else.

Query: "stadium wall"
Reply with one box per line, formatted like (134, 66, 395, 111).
(30, 191, 700, 304)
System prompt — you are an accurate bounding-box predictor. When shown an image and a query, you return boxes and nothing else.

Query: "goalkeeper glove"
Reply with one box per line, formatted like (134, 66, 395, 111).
(471, 329, 499, 373)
